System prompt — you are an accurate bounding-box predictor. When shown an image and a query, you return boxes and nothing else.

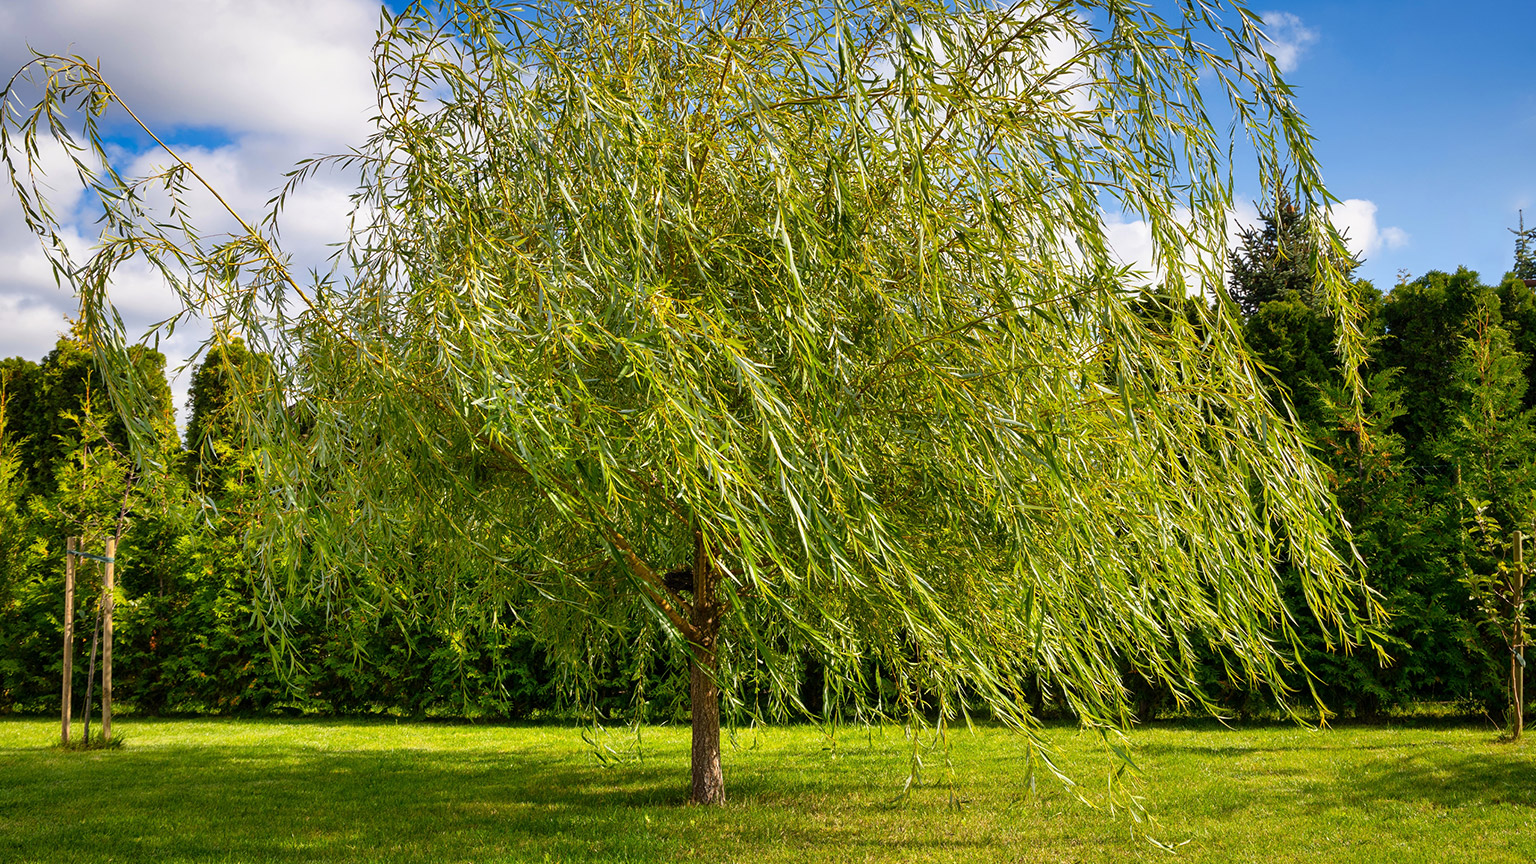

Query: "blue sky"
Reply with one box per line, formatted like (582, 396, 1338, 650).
(1, 0, 1533, 420)
(1263, 0, 1536, 288)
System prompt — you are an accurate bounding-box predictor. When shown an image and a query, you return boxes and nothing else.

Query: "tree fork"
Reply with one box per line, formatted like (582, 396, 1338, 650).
(688, 528, 725, 805)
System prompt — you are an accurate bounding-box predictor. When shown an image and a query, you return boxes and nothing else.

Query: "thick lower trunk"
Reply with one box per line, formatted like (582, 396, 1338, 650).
(689, 644, 724, 805)
(688, 529, 725, 805)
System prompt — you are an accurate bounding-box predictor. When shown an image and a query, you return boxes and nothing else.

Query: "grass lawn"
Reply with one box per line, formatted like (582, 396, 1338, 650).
(0, 716, 1530, 863)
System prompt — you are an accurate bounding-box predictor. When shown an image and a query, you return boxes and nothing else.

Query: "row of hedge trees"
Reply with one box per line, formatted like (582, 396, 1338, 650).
(2, 206, 1534, 722)
(1200, 199, 1536, 721)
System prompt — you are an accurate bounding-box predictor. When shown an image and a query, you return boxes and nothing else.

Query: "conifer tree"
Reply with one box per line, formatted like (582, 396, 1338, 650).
(1228, 184, 1318, 318)
(184, 339, 268, 497)
(1439, 301, 1536, 733)
(1511, 211, 1536, 284)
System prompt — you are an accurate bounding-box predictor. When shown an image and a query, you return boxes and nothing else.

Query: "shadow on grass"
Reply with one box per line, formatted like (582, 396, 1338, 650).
(3, 718, 1529, 863)
(0, 723, 984, 864)
(1138, 730, 1534, 813)
(1327, 744, 1535, 811)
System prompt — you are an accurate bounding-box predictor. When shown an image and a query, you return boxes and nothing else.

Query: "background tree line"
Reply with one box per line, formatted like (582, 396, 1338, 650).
(1, 205, 1533, 724)
(1175, 198, 1536, 722)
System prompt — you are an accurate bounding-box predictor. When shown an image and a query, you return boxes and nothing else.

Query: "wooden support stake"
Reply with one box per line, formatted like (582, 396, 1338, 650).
(1518, 529, 1527, 740)
(61, 537, 75, 746)
(102, 536, 114, 743)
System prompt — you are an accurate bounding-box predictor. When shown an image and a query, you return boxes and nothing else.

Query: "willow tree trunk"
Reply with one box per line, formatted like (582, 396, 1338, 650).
(688, 532, 725, 805)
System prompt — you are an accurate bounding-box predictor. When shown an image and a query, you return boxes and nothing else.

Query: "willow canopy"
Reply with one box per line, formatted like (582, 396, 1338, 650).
(5, 0, 1381, 805)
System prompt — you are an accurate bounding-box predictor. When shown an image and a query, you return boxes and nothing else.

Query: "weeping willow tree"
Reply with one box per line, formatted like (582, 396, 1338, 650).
(6, 0, 1381, 805)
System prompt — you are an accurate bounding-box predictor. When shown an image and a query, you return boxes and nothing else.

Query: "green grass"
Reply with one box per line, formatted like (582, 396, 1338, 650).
(0, 717, 1530, 863)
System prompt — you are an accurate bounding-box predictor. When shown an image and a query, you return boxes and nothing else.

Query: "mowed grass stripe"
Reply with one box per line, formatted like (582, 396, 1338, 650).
(0, 718, 1530, 863)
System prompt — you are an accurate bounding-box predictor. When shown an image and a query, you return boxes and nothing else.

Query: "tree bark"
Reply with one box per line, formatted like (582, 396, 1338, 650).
(689, 638, 724, 804)
(688, 530, 725, 805)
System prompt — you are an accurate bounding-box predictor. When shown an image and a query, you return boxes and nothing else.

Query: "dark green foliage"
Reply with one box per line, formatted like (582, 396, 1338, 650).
(0, 343, 580, 719)
(4, 337, 173, 498)
(1243, 295, 1346, 427)
(0, 518, 574, 718)
(1228, 188, 1309, 317)
(1228, 254, 1534, 719)
(0, 382, 36, 610)
(1295, 373, 1479, 715)
(1495, 275, 1536, 409)
(1226, 185, 1356, 319)
(1225, 200, 1402, 716)
(1380, 268, 1501, 464)
(0, 356, 41, 461)
(2, 244, 1534, 726)
(183, 339, 268, 495)
(1225, 197, 1532, 719)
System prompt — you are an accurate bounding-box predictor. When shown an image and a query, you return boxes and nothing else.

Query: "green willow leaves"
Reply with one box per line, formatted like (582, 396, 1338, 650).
(5, 0, 1381, 799)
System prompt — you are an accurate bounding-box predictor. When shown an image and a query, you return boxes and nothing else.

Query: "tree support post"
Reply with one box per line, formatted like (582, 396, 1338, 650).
(61, 536, 76, 746)
(1517, 529, 1527, 741)
(102, 536, 115, 743)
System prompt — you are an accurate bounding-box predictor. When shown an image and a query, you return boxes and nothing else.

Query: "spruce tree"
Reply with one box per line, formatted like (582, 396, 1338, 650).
(1512, 211, 1536, 284)
(1228, 185, 1317, 318)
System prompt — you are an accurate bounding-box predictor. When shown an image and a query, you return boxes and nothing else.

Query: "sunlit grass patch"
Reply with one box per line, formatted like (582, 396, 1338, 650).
(0, 717, 1530, 863)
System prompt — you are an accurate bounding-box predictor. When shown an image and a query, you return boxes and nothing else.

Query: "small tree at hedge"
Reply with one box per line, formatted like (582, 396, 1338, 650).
(0, 385, 40, 669)
(1439, 301, 1536, 732)
(1463, 504, 1531, 740)
(7, 0, 1381, 805)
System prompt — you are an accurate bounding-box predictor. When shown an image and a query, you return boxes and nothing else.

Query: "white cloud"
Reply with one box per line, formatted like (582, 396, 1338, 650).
(0, 140, 94, 360)
(1103, 199, 1262, 292)
(0, 0, 380, 428)
(125, 140, 357, 264)
(877, 6, 1098, 115)
(1329, 198, 1409, 260)
(0, 0, 379, 149)
(1258, 11, 1318, 75)
(1103, 212, 1156, 278)
(1105, 197, 1407, 292)
(0, 292, 70, 359)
